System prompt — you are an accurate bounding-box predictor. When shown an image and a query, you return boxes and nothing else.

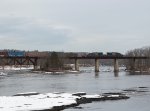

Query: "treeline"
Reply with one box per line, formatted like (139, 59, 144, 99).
(39, 52, 72, 71)
(38, 47, 150, 72)
(125, 46, 150, 71)
(38, 52, 120, 71)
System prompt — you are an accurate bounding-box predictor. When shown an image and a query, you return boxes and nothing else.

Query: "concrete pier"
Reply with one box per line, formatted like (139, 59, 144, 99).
(114, 59, 119, 72)
(75, 59, 79, 71)
(34, 65, 38, 70)
(69, 56, 149, 73)
(95, 59, 100, 72)
(132, 58, 136, 71)
(33, 58, 38, 70)
(2, 65, 4, 70)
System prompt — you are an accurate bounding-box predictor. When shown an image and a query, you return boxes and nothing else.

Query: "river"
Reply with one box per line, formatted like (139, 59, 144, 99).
(0, 66, 150, 111)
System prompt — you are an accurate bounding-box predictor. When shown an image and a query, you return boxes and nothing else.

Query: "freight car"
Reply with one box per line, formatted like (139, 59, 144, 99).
(87, 52, 103, 57)
(107, 52, 123, 57)
(25, 51, 49, 58)
(8, 50, 25, 57)
(0, 50, 8, 57)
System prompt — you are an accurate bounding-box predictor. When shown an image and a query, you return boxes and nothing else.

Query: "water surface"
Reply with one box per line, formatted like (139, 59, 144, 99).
(0, 67, 150, 111)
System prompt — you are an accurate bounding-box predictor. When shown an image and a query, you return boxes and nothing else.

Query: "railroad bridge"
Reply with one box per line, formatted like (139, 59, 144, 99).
(69, 56, 150, 72)
(0, 56, 149, 72)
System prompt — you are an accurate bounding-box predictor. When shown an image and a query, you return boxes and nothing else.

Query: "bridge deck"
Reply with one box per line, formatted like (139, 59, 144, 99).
(69, 56, 150, 59)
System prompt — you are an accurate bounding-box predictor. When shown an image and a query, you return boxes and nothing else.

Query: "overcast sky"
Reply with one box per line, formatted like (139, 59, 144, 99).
(0, 0, 150, 53)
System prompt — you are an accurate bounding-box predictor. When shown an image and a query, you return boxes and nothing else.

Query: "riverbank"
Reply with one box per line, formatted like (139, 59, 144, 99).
(1, 66, 150, 75)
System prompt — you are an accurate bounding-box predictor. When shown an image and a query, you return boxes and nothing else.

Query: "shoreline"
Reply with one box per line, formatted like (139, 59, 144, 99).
(0, 66, 150, 74)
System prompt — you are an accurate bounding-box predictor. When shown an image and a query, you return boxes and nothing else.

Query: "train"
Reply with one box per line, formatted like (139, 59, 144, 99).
(0, 50, 124, 58)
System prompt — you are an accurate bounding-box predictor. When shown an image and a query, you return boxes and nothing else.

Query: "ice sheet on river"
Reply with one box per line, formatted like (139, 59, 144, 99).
(0, 92, 129, 111)
(0, 72, 7, 76)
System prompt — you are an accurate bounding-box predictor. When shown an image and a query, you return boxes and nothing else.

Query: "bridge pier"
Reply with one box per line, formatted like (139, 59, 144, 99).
(2, 65, 4, 70)
(114, 59, 119, 72)
(95, 59, 100, 72)
(75, 59, 79, 71)
(132, 58, 136, 71)
(34, 65, 38, 70)
(33, 58, 38, 70)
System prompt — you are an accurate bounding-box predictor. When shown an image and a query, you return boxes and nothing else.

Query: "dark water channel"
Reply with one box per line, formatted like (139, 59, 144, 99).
(0, 67, 150, 111)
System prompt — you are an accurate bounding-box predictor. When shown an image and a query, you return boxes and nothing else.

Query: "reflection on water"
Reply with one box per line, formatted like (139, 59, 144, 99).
(94, 72, 99, 78)
(0, 67, 150, 111)
(128, 71, 150, 75)
(114, 72, 119, 77)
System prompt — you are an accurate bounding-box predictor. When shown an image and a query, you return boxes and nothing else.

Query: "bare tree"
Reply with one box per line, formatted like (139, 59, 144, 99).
(125, 46, 150, 71)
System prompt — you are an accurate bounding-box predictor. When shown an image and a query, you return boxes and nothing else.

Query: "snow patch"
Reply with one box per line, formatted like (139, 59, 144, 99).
(0, 93, 78, 111)
(0, 92, 129, 111)
(81, 94, 103, 99)
(0, 72, 7, 76)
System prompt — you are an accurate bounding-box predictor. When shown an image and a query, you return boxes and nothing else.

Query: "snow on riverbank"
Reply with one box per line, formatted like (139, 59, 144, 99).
(0, 66, 34, 71)
(0, 92, 129, 111)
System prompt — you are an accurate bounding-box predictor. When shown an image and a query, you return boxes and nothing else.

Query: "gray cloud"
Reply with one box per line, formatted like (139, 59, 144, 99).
(0, 16, 72, 50)
(0, 0, 150, 53)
